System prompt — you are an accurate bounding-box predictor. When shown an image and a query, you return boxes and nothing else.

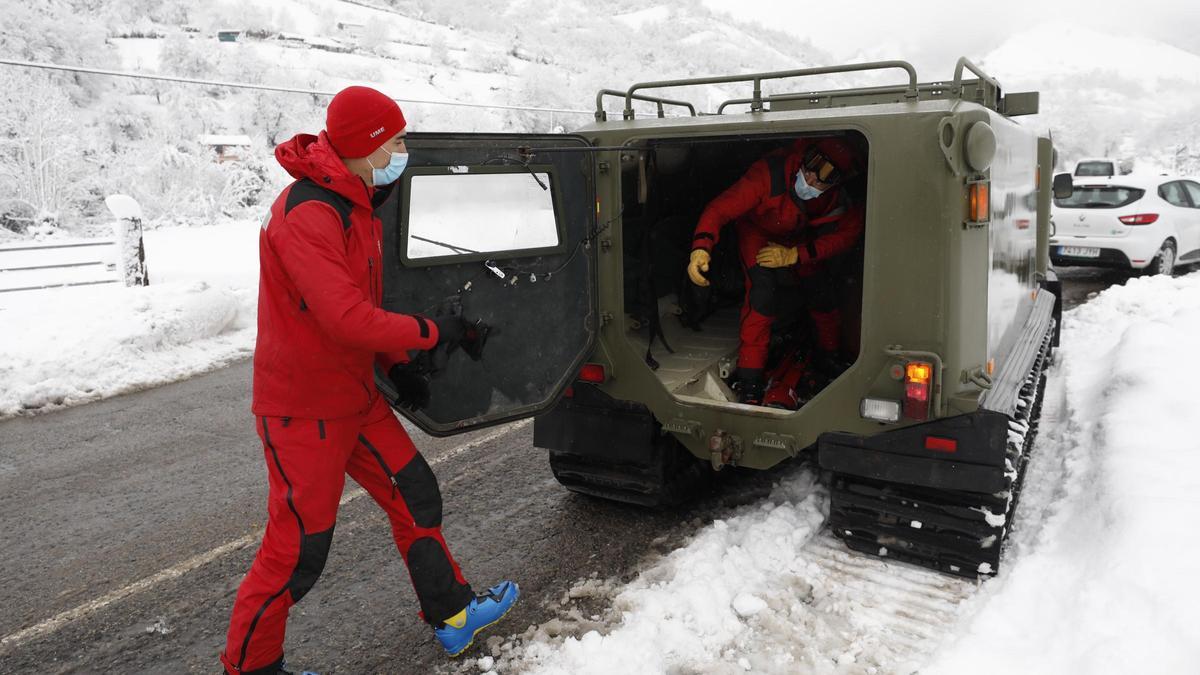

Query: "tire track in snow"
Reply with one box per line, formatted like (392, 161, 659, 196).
(462, 474, 983, 675)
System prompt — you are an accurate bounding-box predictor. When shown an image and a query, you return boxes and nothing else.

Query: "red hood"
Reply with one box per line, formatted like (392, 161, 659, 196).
(784, 141, 841, 214)
(274, 131, 373, 208)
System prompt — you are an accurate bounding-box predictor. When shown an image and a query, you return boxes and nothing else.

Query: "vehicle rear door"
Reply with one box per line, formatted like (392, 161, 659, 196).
(374, 133, 598, 436)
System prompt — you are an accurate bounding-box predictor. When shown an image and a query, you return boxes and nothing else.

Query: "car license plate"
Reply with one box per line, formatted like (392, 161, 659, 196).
(1059, 246, 1101, 258)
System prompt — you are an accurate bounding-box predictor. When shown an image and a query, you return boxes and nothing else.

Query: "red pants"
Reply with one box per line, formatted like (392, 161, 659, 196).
(221, 396, 473, 674)
(736, 223, 840, 370)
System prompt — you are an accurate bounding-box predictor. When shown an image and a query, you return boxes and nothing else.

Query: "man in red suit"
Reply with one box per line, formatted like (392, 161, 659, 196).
(222, 86, 517, 675)
(687, 138, 863, 406)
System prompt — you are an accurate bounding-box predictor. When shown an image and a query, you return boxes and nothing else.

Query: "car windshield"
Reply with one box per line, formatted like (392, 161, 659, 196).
(1074, 161, 1115, 176)
(1055, 185, 1144, 209)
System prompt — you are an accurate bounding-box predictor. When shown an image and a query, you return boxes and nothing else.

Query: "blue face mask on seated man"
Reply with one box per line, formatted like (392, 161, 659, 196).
(368, 150, 409, 186)
(794, 170, 825, 201)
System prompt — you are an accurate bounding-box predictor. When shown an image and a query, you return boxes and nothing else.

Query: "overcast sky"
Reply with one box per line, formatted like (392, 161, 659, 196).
(702, 0, 1200, 78)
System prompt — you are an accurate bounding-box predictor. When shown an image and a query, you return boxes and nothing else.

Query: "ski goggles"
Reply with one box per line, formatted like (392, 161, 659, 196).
(801, 147, 845, 185)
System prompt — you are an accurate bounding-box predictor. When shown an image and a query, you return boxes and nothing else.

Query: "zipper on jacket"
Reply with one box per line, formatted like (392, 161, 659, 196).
(368, 257, 376, 304)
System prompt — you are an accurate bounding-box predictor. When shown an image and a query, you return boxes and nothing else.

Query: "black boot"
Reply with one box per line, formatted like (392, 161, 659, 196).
(732, 367, 765, 405)
(811, 350, 852, 380)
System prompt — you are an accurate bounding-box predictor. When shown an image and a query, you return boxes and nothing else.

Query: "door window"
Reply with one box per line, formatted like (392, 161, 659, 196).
(1182, 181, 1200, 209)
(1074, 161, 1115, 177)
(403, 170, 562, 262)
(1158, 181, 1191, 207)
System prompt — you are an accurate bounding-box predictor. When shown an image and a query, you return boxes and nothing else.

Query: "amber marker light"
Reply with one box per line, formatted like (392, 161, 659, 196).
(904, 361, 933, 421)
(968, 182, 990, 222)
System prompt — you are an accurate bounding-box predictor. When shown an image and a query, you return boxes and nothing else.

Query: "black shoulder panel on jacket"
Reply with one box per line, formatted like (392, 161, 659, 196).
(284, 178, 354, 231)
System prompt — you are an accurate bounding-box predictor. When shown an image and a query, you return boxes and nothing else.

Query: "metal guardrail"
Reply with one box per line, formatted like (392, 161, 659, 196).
(0, 239, 119, 293)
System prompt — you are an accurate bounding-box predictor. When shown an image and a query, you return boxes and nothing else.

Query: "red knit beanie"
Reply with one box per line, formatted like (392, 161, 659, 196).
(325, 86, 407, 158)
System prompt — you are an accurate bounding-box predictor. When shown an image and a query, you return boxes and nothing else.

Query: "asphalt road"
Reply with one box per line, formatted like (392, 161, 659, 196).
(0, 268, 1123, 674)
(0, 362, 787, 674)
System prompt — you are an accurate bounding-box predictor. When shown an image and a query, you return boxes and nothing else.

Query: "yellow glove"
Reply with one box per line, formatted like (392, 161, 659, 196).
(687, 249, 711, 287)
(755, 243, 799, 269)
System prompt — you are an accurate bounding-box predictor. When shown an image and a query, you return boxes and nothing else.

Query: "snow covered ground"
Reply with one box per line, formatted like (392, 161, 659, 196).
(462, 271, 1200, 675)
(0, 221, 258, 418)
(3, 232, 1198, 672)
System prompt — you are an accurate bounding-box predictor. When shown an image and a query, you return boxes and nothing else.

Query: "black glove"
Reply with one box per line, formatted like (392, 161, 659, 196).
(431, 314, 467, 347)
(387, 361, 431, 410)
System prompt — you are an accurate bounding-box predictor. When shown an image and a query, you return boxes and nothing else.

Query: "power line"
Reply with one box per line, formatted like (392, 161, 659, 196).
(0, 58, 594, 116)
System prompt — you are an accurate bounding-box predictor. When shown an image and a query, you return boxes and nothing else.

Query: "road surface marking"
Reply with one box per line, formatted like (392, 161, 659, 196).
(0, 419, 528, 652)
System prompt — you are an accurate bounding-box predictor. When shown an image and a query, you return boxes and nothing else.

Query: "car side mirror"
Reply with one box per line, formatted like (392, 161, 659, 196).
(1052, 173, 1073, 200)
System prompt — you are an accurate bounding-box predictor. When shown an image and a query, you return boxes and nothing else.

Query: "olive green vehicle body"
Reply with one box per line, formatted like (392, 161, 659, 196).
(381, 58, 1060, 496)
(569, 63, 1054, 470)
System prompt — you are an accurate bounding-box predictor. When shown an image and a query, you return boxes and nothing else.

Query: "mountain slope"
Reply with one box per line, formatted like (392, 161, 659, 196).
(979, 21, 1200, 172)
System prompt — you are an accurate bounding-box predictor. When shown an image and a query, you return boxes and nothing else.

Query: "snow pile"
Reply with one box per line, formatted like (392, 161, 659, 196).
(501, 472, 829, 674)
(0, 221, 259, 418)
(478, 468, 977, 674)
(928, 271, 1200, 674)
(471, 271, 1200, 675)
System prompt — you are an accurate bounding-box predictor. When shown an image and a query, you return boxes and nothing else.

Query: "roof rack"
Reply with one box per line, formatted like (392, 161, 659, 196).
(596, 58, 1031, 119)
(598, 61, 918, 120)
(594, 89, 696, 122)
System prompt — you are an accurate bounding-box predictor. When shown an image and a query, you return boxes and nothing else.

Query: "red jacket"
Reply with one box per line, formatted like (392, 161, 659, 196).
(252, 132, 437, 419)
(692, 140, 864, 267)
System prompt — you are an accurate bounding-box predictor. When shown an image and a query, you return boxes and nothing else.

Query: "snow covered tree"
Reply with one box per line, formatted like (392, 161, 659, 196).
(360, 20, 394, 57)
(0, 71, 84, 232)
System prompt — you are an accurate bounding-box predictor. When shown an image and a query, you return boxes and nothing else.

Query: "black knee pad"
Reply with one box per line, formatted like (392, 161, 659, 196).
(288, 525, 334, 602)
(797, 275, 839, 312)
(393, 453, 443, 529)
(747, 265, 778, 316)
(811, 278, 839, 312)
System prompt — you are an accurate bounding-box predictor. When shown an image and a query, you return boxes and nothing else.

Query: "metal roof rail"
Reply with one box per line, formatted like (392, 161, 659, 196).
(953, 57, 1002, 106)
(716, 81, 961, 114)
(594, 89, 696, 122)
(617, 60, 919, 120)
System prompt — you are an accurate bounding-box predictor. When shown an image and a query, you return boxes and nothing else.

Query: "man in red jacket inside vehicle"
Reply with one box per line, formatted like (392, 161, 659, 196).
(687, 138, 863, 407)
(221, 86, 518, 675)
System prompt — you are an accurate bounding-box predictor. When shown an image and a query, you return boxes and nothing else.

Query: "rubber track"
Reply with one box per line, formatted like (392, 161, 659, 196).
(828, 322, 1054, 578)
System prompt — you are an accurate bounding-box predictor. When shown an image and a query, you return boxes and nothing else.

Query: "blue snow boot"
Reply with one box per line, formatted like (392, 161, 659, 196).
(434, 580, 520, 657)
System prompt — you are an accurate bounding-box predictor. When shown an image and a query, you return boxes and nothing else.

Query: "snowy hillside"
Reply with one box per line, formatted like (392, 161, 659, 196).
(978, 22, 1200, 172)
(0, 0, 832, 230)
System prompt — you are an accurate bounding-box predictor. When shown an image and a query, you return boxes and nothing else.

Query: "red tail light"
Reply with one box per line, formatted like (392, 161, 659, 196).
(925, 436, 957, 453)
(904, 362, 933, 421)
(1119, 213, 1159, 225)
(578, 363, 606, 384)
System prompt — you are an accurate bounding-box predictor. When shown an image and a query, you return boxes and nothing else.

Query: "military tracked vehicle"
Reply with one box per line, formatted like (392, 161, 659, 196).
(377, 59, 1072, 578)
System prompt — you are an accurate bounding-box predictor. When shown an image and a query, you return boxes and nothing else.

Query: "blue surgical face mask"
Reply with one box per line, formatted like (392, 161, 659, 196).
(794, 170, 825, 201)
(367, 150, 408, 186)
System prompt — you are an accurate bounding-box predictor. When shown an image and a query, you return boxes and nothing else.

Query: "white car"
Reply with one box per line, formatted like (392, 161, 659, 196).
(1072, 157, 1125, 177)
(1050, 174, 1200, 275)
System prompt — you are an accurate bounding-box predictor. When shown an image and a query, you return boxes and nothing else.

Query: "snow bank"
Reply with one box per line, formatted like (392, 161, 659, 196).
(511, 472, 829, 674)
(478, 271, 1200, 675)
(484, 467, 981, 674)
(0, 221, 259, 418)
(928, 271, 1200, 674)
